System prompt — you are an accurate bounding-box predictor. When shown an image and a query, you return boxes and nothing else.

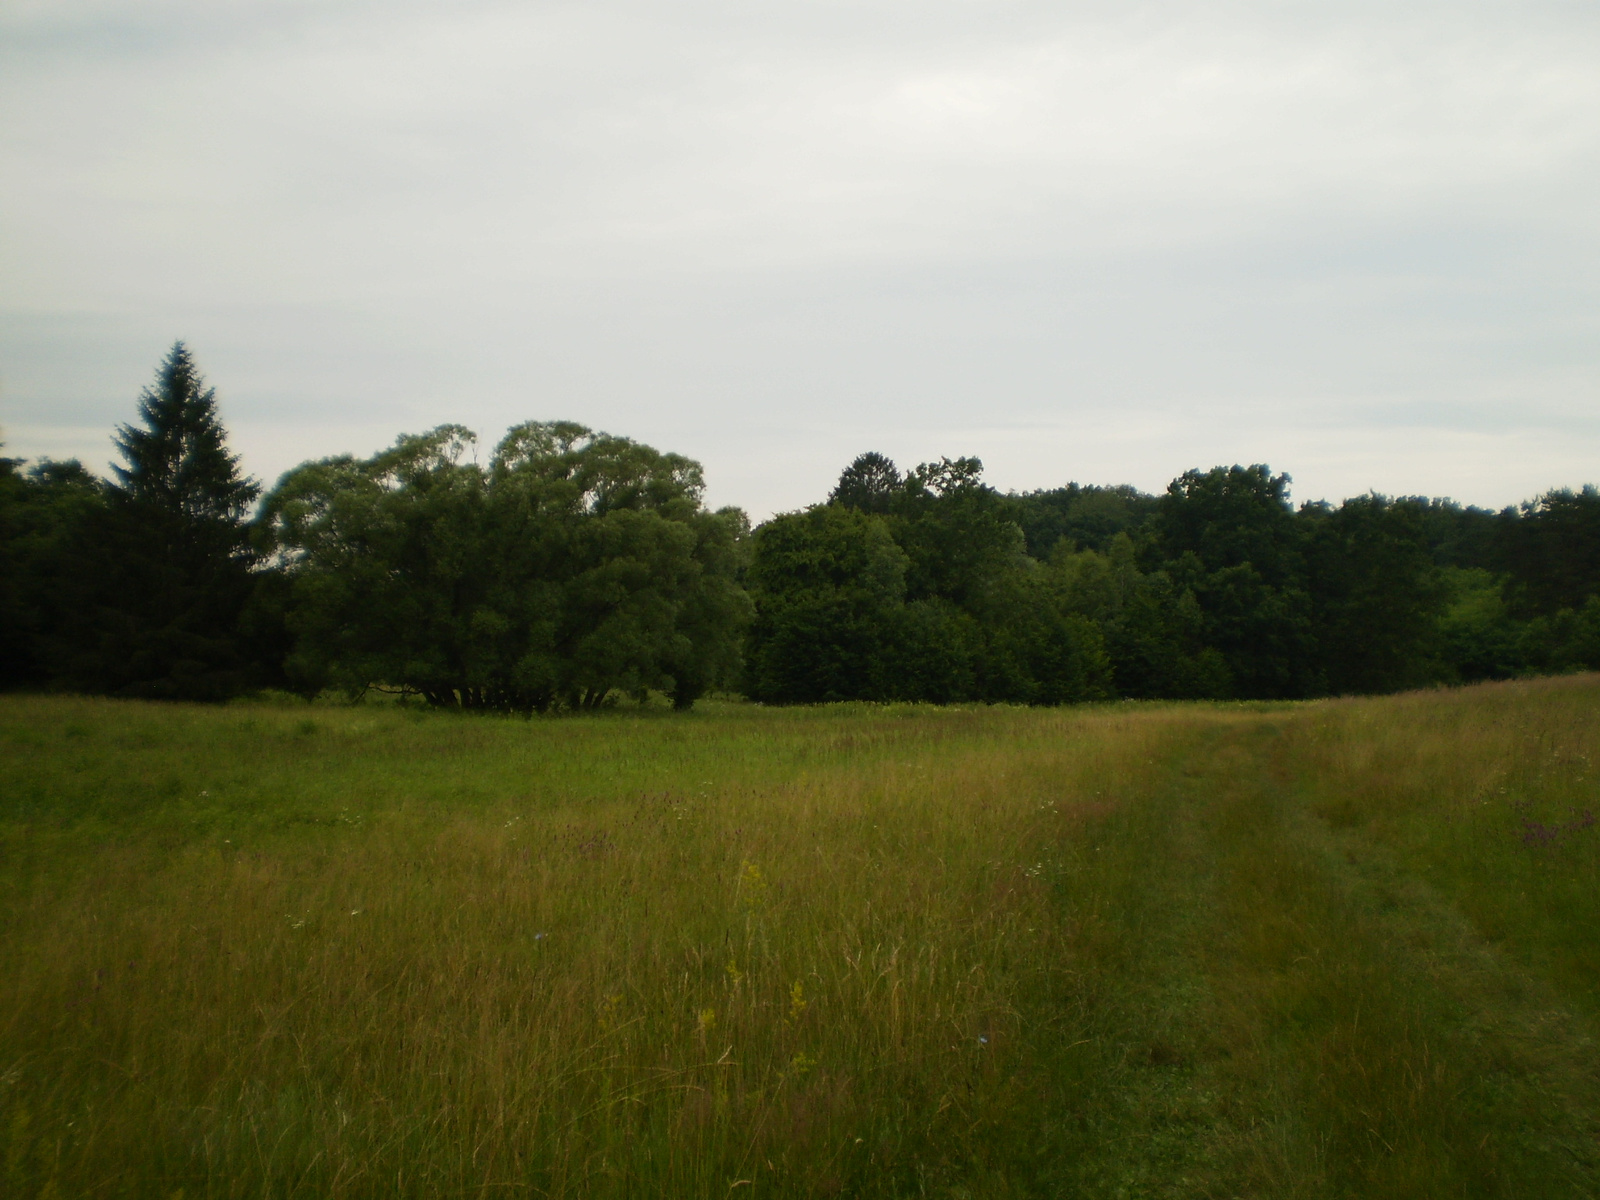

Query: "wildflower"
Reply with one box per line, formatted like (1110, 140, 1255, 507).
(787, 981, 807, 1025)
(697, 1008, 717, 1035)
(788, 1051, 815, 1077)
(737, 862, 769, 911)
(725, 960, 744, 987)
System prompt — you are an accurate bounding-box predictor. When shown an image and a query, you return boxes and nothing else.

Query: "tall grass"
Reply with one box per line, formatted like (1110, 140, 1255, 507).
(2, 680, 1598, 1197)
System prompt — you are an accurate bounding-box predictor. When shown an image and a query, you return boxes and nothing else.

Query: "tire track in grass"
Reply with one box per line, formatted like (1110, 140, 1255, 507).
(1290, 783, 1600, 1195)
(1050, 712, 1600, 1198)
(1184, 715, 1600, 1198)
(1029, 718, 1246, 1198)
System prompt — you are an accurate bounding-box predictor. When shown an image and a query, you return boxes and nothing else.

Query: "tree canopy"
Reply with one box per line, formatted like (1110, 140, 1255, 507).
(261, 421, 750, 711)
(3, 345, 1598, 708)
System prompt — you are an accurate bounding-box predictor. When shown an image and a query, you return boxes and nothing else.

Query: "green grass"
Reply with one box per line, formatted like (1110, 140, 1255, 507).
(2, 679, 1598, 1197)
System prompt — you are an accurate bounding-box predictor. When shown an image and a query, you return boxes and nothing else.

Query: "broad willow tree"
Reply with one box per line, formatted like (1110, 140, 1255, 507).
(259, 422, 751, 711)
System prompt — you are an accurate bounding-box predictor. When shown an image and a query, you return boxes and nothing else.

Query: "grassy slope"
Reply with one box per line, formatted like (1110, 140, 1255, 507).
(1, 679, 1597, 1198)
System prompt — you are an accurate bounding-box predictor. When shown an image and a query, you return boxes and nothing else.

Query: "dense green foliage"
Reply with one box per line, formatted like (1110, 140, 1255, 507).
(259, 421, 750, 710)
(748, 453, 1600, 703)
(3, 345, 1599, 706)
(747, 461, 1111, 705)
(1, 345, 263, 700)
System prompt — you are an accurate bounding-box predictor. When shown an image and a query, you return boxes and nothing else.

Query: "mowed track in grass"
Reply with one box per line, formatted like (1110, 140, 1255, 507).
(1, 679, 1598, 1198)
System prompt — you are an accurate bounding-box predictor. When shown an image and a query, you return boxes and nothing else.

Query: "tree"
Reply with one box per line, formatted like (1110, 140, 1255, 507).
(749, 455, 1112, 706)
(58, 344, 262, 700)
(111, 344, 259, 524)
(0, 457, 107, 689)
(974, 565, 1113, 704)
(1150, 465, 1302, 586)
(1149, 465, 1316, 698)
(1049, 535, 1229, 699)
(829, 452, 903, 514)
(262, 422, 750, 710)
(1519, 596, 1600, 674)
(1436, 567, 1529, 682)
(0, 450, 25, 685)
(1303, 495, 1447, 694)
(1412, 497, 1501, 570)
(743, 505, 910, 703)
(1007, 483, 1159, 559)
(1499, 487, 1600, 617)
(890, 457, 1028, 609)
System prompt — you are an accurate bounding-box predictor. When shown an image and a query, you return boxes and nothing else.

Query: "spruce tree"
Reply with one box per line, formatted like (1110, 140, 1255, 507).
(112, 342, 259, 526)
(66, 343, 263, 699)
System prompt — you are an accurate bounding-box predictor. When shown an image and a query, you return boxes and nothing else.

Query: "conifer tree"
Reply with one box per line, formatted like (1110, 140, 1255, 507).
(62, 343, 262, 699)
(112, 342, 259, 528)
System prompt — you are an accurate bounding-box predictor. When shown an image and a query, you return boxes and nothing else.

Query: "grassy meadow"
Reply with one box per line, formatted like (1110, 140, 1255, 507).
(2, 678, 1599, 1197)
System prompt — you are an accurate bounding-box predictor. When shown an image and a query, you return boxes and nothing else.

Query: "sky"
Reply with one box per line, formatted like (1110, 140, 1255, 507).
(2, 0, 1597, 519)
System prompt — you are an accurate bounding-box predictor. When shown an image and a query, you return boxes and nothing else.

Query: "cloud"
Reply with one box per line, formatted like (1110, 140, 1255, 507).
(3, 1, 1597, 514)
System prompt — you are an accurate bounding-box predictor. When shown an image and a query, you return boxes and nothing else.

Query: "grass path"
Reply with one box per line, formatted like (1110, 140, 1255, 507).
(1283, 729, 1600, 1197)
(1054, 714, 1600, 1197)
(1308, 815, 1600, 1193)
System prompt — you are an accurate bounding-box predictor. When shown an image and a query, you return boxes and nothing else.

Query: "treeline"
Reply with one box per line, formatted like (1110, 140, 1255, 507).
(3, 345, 1598, 709)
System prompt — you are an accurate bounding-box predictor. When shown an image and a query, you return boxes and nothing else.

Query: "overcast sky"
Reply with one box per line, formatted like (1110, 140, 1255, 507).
(2, 0, 1597, 517)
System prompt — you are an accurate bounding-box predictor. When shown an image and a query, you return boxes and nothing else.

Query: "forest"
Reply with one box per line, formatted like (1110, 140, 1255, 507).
(3, 344, 1598, 710)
